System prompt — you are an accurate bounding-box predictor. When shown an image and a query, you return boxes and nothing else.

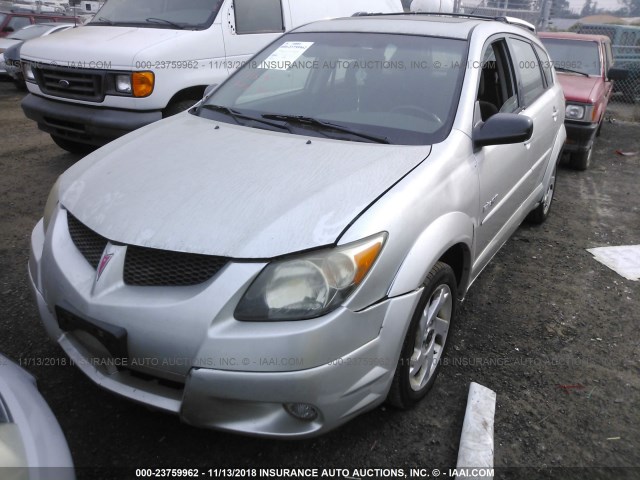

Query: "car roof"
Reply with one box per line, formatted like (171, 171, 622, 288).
(538, 31, 610, 43)
(293, 14, 535, 40)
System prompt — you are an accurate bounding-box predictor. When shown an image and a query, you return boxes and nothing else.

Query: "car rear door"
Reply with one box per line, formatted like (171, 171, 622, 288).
(507, 36, 560, 195)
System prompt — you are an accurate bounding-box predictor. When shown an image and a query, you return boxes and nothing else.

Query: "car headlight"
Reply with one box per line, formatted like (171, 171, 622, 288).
(43, 177, 61, 233)
(235, 233, 387, 321)
(110, 71, 154, 97)
(565, 104, 585, 120)
(23, 62, 35, 82)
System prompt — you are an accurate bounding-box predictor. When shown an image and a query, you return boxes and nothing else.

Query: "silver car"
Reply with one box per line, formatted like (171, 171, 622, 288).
(28, 13, 566, 437)
(0, 354, 75, 478)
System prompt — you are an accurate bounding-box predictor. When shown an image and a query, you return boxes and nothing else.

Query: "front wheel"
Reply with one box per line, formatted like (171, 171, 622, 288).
(570, 146, 593, 171)
(387, 262, 457, 409)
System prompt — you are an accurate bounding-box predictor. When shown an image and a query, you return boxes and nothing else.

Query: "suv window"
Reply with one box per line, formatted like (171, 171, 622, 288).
(510, 38, 545, 106)
(477, 40, 518, 120)
(234, 0, 284, 35)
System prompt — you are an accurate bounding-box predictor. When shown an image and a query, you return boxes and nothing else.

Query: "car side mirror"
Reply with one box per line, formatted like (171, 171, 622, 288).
(2, 26, 14, 33)
(473, 113, 533, 148)
(608, 67, 628, 81)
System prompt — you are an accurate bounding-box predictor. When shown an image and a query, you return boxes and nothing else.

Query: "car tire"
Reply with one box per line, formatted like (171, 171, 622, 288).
(163, 98, 198, 118)
(387, 261, 457, 409)
(570, 146, 593, 171)
(526, 162, 557, 224)
(50, 135, 96, 156)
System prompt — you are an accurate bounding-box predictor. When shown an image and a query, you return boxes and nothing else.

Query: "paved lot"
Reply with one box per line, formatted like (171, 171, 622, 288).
(0, 79, 638, 479)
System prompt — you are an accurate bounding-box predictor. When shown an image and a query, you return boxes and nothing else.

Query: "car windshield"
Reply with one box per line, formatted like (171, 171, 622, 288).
(9, 24, 59, 40)
(541, 38, 601, 76)
(199, 32, 467, 145)
(0, 13, 6, 24)
(90, 0, 224, 29)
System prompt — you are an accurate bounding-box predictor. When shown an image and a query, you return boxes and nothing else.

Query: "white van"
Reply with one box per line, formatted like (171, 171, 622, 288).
(21, 0, 403, 153)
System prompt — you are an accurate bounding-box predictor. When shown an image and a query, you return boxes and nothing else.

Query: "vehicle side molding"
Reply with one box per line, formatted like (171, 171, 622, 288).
(608, 67, 629, 81)
(473, 113, 533, 148)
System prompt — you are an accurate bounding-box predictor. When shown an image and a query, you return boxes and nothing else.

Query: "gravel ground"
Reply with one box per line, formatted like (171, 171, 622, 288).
(0, 79, 638, 480)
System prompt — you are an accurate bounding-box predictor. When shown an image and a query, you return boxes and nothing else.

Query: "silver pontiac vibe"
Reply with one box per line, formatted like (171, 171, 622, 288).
(28, 14, 566, 437)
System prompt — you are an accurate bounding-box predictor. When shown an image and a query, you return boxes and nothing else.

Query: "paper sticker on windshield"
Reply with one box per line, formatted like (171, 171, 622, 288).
(259, 42, 314, 70)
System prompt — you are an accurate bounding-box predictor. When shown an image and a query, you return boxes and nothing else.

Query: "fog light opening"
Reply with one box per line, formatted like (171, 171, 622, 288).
(284, 403, 318, 421)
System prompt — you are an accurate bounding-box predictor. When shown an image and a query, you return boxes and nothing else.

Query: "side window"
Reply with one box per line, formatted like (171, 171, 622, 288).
(8, 16, 31, 31)
(510, 39, 545, 107)
(234, 0, 284, 35)
(534, 45, 553, 87)
(604, 42, 613, 72)
(476, 39, 518, 121)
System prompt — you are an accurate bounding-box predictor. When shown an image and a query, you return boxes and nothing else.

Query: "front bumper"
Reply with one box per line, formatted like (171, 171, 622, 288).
(21, 93, 162, 146)
(28, 212, 421, 438)
(564, 120, 599, 153)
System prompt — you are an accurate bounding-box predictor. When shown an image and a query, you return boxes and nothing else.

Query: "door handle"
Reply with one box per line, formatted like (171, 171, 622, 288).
(552, 106, 559, 121)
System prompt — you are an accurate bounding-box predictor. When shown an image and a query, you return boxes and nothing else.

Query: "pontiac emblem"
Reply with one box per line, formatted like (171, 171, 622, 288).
(96, 253, 114, 282)
(58, 79, 71, 89)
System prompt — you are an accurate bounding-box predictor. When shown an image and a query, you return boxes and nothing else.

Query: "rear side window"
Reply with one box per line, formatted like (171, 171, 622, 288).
(534, 44, 553, 86)
(234, 0, 284, 35)
(510, 38, 545, 106)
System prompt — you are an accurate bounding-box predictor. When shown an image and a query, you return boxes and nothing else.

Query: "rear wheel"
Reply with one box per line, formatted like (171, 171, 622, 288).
(527, 163, 557, 224)
(387, 262, 457, 409)
(570, 146, 593, 171)
(50, 135, 96, 155)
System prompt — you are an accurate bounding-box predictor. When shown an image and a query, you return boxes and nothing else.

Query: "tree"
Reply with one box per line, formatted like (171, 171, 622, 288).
(581, 0, 594, 16)
(619, 0, 640, 16)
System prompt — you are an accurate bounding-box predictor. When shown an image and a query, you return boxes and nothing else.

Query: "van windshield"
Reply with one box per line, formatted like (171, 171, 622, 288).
(90, 0, 224, 30)
(541, 38, 601, 76)
(199, 32, 467, 145)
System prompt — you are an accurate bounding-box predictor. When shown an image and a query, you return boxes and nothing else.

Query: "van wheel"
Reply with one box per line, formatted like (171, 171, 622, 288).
(50, 135, 96, 155)
(163, 98, 198, 118)
(527, 163, 556, 224)
(387, 262, 457, 409)
(570, 146, 593, 171)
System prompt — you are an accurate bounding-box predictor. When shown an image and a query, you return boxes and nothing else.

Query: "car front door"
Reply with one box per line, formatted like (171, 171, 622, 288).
(473, 38, 532, 272)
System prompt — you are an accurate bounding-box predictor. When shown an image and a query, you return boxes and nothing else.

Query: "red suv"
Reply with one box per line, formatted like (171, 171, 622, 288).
(0, 12, 76, 37)
(539, 32, 627, 170)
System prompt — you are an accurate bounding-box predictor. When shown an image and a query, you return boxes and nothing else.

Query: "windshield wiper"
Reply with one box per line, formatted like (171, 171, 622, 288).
(145, 17, 185, 29)
(199, 105, 292, 132)
(555, 66, 590, 77)
(261, 114, 390, 144)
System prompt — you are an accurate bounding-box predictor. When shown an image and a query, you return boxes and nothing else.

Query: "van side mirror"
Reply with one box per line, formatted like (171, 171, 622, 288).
(608, 67, 628, 81)
(473, 113, 533, 148)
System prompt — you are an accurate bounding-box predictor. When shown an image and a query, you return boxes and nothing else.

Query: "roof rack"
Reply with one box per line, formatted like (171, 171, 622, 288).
(351, 12, 537, 33)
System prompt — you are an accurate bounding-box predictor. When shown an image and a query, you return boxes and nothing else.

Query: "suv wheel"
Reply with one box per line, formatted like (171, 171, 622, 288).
(50, 135, 96, 156)
(570, 146, 593, 171)
(387, 262, 457, 409)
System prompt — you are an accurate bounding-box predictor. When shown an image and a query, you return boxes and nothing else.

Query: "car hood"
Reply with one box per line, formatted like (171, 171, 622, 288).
(19, 26, 193, 68)
(557, 74, 601, 104)
(60, 114, 431, 258)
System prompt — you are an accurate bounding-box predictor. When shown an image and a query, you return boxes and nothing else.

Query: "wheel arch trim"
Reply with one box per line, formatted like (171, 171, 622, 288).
(388, 212, 474, 299)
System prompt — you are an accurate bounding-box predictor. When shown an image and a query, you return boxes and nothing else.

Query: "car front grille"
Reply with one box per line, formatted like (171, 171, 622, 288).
(33, 64, 105, 102)
(66, 212, 229, 286)
(67, 213, 109, 269)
